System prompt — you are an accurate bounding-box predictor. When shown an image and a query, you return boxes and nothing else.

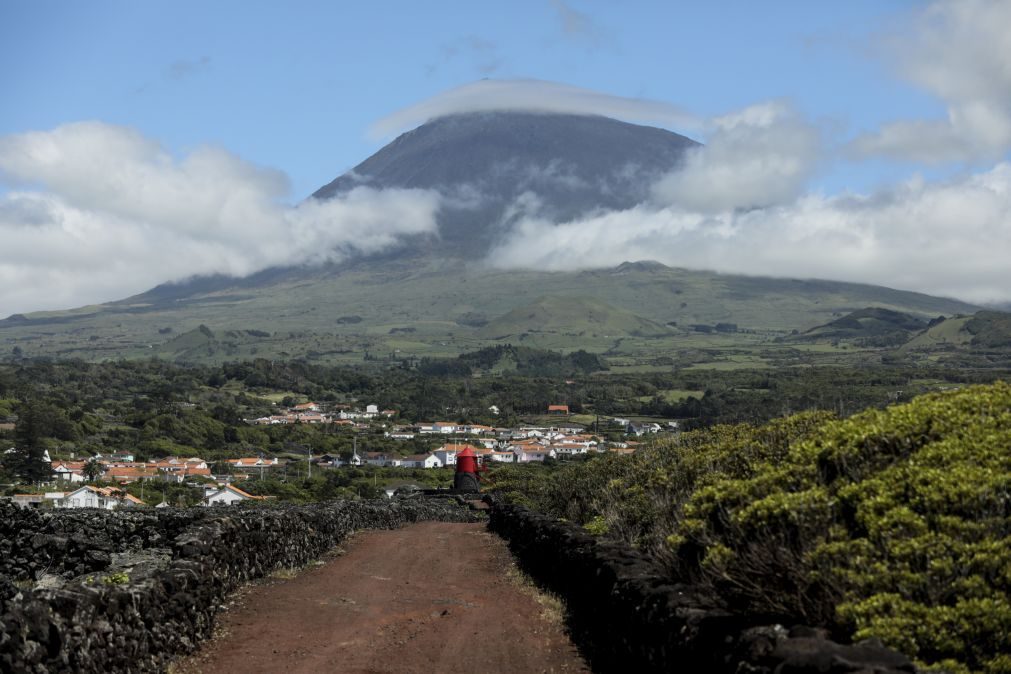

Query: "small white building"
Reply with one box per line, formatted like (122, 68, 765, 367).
(551, 443, 590, 457)
(57, 486, 145, 510)
(433, 449, 457, 467)
(203, 484, 266, 506)
(487, 451, 516, 463)
(4, 493, 61, 509)
(513, 447, 557, 463)
(401, 453, 443, 469)
(51, 462, 87, 483)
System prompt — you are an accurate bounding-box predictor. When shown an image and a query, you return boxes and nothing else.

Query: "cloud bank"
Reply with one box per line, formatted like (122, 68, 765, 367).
(651, 102, 822, 213)
(490, 162, 1011, 304)
(852, 0, 1011, 163)
(370, 79, 700, 139)
(483, 1, 1011, 304)
(0, 122, 440, 316)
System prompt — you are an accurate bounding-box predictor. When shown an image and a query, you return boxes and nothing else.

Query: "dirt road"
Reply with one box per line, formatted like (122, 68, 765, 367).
(175, 522, 588, 674)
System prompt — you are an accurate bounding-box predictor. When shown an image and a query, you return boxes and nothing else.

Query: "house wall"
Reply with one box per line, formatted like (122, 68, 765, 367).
(60, 490, 112, 509)
(206, 490, 246, 506)
(434, 451, 457, 466)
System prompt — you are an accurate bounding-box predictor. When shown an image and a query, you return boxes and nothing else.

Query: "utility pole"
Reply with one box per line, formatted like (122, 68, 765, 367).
(308, 446, 312, 479)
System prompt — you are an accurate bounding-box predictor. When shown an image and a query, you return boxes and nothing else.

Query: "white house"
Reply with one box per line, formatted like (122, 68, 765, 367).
(51, 461, 87, 483)
(433, 448, 458, 467)
(418, 422, 459, 434)
(513, 447, 557, 463)
(203, 484, 266, 506)
(401, 453, 443, 469)
(487, 451, 516, 463)
(57, 486, 145, 510)
(551, 443, 589, 457)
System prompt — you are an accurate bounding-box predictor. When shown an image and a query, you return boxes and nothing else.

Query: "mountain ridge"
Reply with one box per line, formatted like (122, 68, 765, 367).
(313, 111, 699, 256)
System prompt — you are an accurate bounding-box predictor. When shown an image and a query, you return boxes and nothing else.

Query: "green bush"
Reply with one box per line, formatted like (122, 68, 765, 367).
(494, 383, 1011, 673)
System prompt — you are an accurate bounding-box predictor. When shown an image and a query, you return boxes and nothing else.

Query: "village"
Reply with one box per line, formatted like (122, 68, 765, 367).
(3, 399, 675, 510)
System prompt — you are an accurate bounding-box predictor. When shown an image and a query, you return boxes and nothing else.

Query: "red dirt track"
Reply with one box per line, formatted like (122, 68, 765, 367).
(175, 522, 589, 674)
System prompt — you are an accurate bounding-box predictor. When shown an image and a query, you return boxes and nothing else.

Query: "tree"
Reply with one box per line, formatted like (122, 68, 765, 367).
(5, 402, 56, 483)
(82, 459, 103, 483)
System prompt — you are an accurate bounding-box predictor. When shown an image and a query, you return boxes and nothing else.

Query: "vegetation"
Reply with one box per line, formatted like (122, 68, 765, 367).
(0, 259, 978, 365)
(488, 383, 1011, 673)
(1, 348, 1008, 670)
(1, 358, 1005, 466)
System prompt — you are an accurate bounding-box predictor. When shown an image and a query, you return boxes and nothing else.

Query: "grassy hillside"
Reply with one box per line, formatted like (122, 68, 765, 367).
(476, 295, 670, 340)
(490, 384, 1011, 672)
(0, 258, 981, 364)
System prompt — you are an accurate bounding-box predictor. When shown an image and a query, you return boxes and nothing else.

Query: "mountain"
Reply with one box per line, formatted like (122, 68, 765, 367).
(0, 111, 985, 365)
(314, 111, 699, 256)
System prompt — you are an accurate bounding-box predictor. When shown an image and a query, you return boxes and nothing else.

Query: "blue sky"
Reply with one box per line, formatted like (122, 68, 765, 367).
(2, 0, 931, 198)
(2, 0, 1011, 314)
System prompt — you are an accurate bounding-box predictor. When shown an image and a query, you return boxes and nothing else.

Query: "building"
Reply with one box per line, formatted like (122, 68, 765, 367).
(513, 447, 557, 463)
(3, 493, 63, 509)
(57, 486, 145, 510)
(401, 453, 443, 469)
(203, 484, 268, 506)
(51, 461, 87, 484)
(226, 457, 279, 469)
(364, 452, 395, 467)
(547, 405, 570, 415)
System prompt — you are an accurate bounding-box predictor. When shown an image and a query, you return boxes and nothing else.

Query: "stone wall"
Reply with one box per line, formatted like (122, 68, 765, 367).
(487, 499, 920, 674)
(0, 499, 480, 673)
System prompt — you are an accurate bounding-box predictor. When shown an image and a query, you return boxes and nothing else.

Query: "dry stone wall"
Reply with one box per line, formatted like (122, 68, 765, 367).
(0, 499, 480, 673)
(487, 499, 921, 674)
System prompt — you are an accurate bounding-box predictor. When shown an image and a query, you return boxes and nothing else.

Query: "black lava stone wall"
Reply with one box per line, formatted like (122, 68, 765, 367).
(486, 499, 920, 674)
(0, 499, 481, 673)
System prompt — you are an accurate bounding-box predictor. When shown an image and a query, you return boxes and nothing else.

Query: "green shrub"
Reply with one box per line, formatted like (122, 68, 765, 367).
(496, 383, 1011, 672)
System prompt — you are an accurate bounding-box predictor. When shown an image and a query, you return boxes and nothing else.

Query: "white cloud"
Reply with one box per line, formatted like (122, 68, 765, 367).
(0, 122, 441, 316)
(852, 0, 1011, 162)
(489, 162, 1011, 304)
(651, 101, 821, 212)
(369, 79, 700, 139)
